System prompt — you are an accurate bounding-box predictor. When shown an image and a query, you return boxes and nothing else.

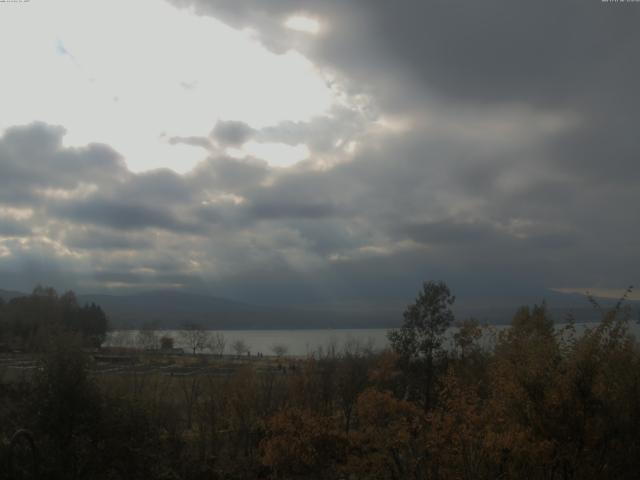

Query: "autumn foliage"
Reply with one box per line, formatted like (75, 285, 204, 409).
(1, 282, 640, 479)
(258, 284, 640, 480)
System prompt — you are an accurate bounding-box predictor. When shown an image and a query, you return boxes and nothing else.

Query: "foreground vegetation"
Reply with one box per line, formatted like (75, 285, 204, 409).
(1, 283, 639, 479)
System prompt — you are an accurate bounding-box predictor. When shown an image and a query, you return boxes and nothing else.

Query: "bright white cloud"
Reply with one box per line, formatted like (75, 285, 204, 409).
(0, 0, 334, 172)
(285, 16, 321, 34)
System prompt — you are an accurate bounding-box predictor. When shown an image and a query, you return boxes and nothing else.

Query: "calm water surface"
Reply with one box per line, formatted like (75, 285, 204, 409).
(105, 328, 391, 356)
(104, 322, 638, 357)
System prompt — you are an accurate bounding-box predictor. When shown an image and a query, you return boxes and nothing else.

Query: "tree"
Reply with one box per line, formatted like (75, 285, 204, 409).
(388, 280, 455, 409)
(510, 303, 554, 339)
(343, 388, 427, 479)
(232, 339, 249, 358)
(136, 321, 159, 350)
(179, 373, 202, 430)
(209, 331, 226, 357)
(452, 318, 484, 360)
(180, 323, 210, 355)
(160, 335, 175, 350)
(79, 302, 108, 348)
(0, 297, 6, 345)
(336, 346, 370, 433)
(270, 344, 289, 358)
(261, 407, 347, 478)
(32, 333, 102, 476)
(0, 287, 109, 350)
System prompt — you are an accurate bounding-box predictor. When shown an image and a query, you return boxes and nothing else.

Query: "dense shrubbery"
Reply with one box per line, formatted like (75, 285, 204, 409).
(1, 282, 640, 479)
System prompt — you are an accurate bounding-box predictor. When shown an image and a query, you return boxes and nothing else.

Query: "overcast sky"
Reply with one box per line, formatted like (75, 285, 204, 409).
(0, 0, 638, 307)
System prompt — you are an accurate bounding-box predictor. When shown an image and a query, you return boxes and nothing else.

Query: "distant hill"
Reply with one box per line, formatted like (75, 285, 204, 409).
(0, 289, 25, 302)
(2, 287, 638, 329)
(77, 291, 399, 330)
(3, 288, 398, 329)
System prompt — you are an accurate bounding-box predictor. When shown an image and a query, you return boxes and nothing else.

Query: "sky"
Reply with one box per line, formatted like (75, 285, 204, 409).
(0, 0, 639, 308)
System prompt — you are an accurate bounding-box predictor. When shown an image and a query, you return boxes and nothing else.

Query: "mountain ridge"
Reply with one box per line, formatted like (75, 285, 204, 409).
(1, 287, 637, 329)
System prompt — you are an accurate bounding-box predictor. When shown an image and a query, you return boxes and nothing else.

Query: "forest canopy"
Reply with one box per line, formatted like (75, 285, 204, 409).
(0, 282, 639, 479)
(0, 286, 108, 350)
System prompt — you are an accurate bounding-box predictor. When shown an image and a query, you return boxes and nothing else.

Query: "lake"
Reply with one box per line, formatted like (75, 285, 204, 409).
(104, 328, 392, 356)
(105, 321, 637, 357)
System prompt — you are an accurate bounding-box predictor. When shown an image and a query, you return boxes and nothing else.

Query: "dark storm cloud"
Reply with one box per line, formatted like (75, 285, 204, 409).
(1, 119, 637, 306)
(403, 217, 578, 259)
(0, 123, 127, 205)
(210, 120, 256, 146)
(188, 155, 269, 193)
(63, 228, 154, 251)
(170, 0, 640, 181)
(1, 0, 639, 306)
(238, 166, 352, 221)
(169, 0, 640, 105)
(248, 201, 338, 220)
(51, 195, 203, 233)
(0, 217, 31, 237)
(0, 124, 208, 235)
(403, 220, 496, 246)
(90, 269, 202, 288)
(120, 169, 194, 204)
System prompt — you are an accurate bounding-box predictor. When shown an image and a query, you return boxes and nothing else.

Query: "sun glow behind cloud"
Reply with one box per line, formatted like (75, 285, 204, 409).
(285, 16, 321, 34)
(242, 141, 310, 167)
(0, 0, 334, 173)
